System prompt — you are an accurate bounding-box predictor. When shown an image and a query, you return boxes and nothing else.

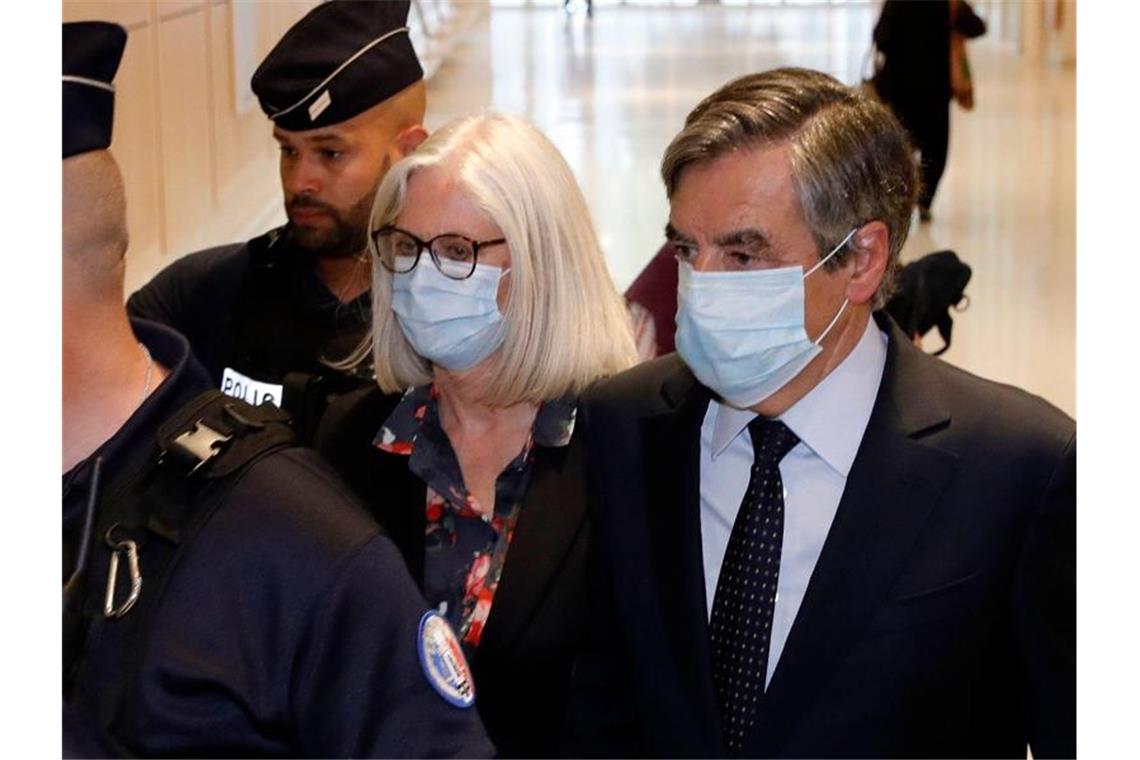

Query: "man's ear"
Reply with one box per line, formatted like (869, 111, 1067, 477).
(395, 125, 429, 158)
(845, 220, 890, 306)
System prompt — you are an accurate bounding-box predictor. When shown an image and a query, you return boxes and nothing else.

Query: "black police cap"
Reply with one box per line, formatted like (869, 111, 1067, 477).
(63, 21, 127, 159)
(251, 1, 423, 132)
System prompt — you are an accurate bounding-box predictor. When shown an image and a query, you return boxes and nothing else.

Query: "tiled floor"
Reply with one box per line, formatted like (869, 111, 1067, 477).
(426, 2, 1076, 416)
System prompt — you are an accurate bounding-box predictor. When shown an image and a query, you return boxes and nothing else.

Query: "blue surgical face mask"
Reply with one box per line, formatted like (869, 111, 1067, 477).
(674, 229, 856, 409)
(391, 256, 510, 371)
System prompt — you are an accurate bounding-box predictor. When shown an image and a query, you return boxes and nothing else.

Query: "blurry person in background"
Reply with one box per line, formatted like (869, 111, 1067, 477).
(564, 0, 594, 19)
(872, 0, 986, 222)
(318, 112, 636, 757)
(625, 242, 679, 362)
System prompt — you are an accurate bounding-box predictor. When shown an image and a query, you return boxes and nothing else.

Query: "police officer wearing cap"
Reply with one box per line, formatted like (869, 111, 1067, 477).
(63, 20, 492, 758)
(127, 1, 429, 442)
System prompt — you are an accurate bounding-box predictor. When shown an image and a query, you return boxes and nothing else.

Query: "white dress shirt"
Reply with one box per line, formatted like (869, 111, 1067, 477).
(698, 317, 888, 687)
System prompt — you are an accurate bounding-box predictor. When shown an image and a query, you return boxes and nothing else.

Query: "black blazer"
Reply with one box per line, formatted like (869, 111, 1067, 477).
(317, 387, 591, 758)
(566, 313, 1075, 759)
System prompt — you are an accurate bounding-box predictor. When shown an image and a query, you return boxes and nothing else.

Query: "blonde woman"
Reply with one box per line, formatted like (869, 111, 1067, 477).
(318, 112, 636, 757)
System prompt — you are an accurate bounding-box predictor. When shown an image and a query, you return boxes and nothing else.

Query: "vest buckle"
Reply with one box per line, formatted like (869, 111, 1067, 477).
(167, 420, 233, 475)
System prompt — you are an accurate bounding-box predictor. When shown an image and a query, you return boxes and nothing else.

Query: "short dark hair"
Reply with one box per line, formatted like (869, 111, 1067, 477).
(661, 67, 919, 307)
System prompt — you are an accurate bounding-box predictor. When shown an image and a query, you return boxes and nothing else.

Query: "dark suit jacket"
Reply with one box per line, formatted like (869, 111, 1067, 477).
(317, 386, 591, 758)
(567, 313, 1075, 759)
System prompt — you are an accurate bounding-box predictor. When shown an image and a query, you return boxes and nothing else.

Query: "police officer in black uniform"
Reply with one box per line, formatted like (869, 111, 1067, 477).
(63, 21, 492, 758)
(126, 1, 429, 442)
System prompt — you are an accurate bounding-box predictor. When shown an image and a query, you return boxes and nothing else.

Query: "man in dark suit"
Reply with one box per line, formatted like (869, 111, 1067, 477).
(567, 68, 1075, 758)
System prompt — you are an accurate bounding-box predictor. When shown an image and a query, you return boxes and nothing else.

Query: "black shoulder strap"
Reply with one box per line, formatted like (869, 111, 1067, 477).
(146, 389, 294, 537)
(227, 228, 304, 376)
(282, 369, 374, 447)
(64, 391, 297, 736)
(157, 390, 293, 476)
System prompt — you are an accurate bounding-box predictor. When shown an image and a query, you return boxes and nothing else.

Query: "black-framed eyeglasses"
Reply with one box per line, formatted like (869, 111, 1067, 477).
(372, 225, 508, 281)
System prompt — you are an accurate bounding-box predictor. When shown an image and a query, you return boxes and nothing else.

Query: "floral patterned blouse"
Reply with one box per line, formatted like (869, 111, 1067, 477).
(374, 384, 576, 652)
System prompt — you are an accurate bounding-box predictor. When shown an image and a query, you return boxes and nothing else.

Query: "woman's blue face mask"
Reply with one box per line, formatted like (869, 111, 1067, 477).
(391, 257, 511, 371)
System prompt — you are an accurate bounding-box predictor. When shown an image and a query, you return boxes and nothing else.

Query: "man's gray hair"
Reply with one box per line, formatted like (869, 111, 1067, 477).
(661, 67, 919, 308)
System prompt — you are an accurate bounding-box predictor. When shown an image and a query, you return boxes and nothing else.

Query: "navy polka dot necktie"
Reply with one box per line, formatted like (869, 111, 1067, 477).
(709, 418, 800, 755)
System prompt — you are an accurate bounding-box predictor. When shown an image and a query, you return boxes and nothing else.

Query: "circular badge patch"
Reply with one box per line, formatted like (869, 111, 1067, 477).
(417, 611, 476, 708)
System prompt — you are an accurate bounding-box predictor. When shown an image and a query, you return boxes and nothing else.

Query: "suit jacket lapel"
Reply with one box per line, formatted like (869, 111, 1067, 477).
(643, 361, 726, 753)
(747, 316, 961, 754)
(479, 442, 588, 652)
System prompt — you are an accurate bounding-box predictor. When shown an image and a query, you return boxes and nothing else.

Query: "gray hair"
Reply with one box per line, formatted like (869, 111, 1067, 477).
(661, 67, 919, 308)
(361, 111, 637, 406)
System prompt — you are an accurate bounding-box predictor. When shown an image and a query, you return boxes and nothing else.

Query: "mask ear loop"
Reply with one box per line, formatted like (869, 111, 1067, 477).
(803, 227, 858, 279)
(814, 297, 849, 346)
(804, 227, 858, 345)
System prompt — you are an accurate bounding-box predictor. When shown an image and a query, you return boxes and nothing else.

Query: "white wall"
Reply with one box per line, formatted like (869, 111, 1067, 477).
(63, 1, 320, 294)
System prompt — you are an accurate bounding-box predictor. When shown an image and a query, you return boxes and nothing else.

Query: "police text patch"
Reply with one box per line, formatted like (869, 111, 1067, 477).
(220, 367, 283, 408)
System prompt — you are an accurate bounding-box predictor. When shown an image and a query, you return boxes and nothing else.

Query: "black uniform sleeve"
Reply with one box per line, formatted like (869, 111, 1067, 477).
(291, 533, 496, 759)
(1013, 432, 1076, 759)
(126, 244, 249, 380)
(127, 244, 247, 328)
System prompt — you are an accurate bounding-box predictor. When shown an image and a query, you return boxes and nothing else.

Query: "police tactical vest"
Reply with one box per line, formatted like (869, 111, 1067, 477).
(223, 229, 374, 444)
(62, 391, 296, 744)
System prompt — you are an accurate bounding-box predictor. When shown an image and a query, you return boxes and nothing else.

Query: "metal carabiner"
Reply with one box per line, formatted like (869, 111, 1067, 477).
(104, 528, 142, 619)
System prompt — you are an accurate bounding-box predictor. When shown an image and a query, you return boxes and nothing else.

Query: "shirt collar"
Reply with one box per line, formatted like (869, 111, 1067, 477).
(710, 317, 887, 476)
(374, 384, 577, 453)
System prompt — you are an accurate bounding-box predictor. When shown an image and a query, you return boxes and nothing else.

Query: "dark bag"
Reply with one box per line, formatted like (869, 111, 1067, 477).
(949, 0, 986, 111)
(884, 250, 972, 355)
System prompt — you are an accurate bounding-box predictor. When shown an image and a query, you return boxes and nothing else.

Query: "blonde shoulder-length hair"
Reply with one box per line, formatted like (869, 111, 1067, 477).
(363, 111, 637, 406)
